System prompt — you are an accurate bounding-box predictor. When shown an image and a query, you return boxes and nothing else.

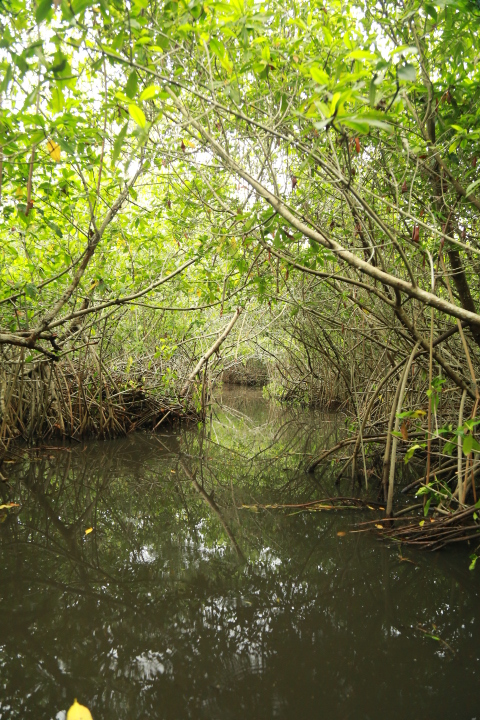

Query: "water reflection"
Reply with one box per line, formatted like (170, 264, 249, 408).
(1, 389, 479, 719)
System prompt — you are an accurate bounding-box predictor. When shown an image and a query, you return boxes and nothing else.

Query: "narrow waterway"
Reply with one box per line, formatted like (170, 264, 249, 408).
(1, 388, 479, 719)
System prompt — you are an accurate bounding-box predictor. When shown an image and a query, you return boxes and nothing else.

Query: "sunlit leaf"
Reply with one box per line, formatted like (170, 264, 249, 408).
(139, 85, 161, 101)
(310, 66, 329, 85)
(128, 104, 146, 128)
(405, 444, 422, 464)
(47, 139, 61, 162)
(346, 50, 376, 61)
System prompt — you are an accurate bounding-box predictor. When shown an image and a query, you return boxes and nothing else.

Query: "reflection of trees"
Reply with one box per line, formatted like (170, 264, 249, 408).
(0, 400, 479, 719)
(179, 458, 245, 562)
(178, 391, 343, 511)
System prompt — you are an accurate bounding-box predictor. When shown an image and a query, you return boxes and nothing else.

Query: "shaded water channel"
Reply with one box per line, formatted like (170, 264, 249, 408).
(1, 388, 480, 719)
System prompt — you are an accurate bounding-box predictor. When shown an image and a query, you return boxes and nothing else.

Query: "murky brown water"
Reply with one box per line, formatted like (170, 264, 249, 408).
(1, 389, 479, 719)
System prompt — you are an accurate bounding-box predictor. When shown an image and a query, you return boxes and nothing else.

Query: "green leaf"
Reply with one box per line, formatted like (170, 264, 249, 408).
(71, 0, 95, 14)
(128, 104, 146, 128)
(139, 85, 160, 101)
(346, 50, 377, 61)
(415, 484, 432, 496)
(45, 219, 63, 238)
(313, 118, 332, 131)
(310, 66, 329, 85)
(209, 38, 226, 60)
(0, 64, 12, 93)
(209, 38, 233, 73)
(369, 78, 376, 108)
(424, 633, 440, 641)
(343, 31, 354, 50)
(35, 0, 53, 24)
(465, 178, 480, 197)
(404, 443, 422, 464)
(50, 85, 65, 114)
(443, 440, 455, 455)
(58, 138, 76, 156)
(25, 282, 38, 299)
(397, 63, 416, 81)
(462, 433, 480, 455)
(342, 118, 370, 135)
(125, 71, 139, 99)
(463, 433, 473, 455)
(112, 122, 129, 165)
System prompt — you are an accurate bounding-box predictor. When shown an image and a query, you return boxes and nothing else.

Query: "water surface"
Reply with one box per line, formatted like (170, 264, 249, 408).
(1, 389, 479, 719)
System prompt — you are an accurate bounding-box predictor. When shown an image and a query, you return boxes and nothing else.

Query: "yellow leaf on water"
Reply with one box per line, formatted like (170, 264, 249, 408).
(367, 505, 375, 510)
(85, 527, 93, 535)
(47, 140, 61, 162)
(375, 523, 384, 529)
(337, 531, 346, 537)
(0, 503, 20, 510)
(67, 699, 93, 720)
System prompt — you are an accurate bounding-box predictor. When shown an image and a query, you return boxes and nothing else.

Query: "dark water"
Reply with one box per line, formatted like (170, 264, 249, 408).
(1, 389, 479, 719)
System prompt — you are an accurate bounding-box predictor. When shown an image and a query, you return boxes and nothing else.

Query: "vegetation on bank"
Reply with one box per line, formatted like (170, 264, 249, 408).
(1, 0, 480, 524)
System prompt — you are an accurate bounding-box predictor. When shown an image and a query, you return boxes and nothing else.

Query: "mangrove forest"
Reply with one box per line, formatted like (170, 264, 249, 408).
(1, 0, 480, 716)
